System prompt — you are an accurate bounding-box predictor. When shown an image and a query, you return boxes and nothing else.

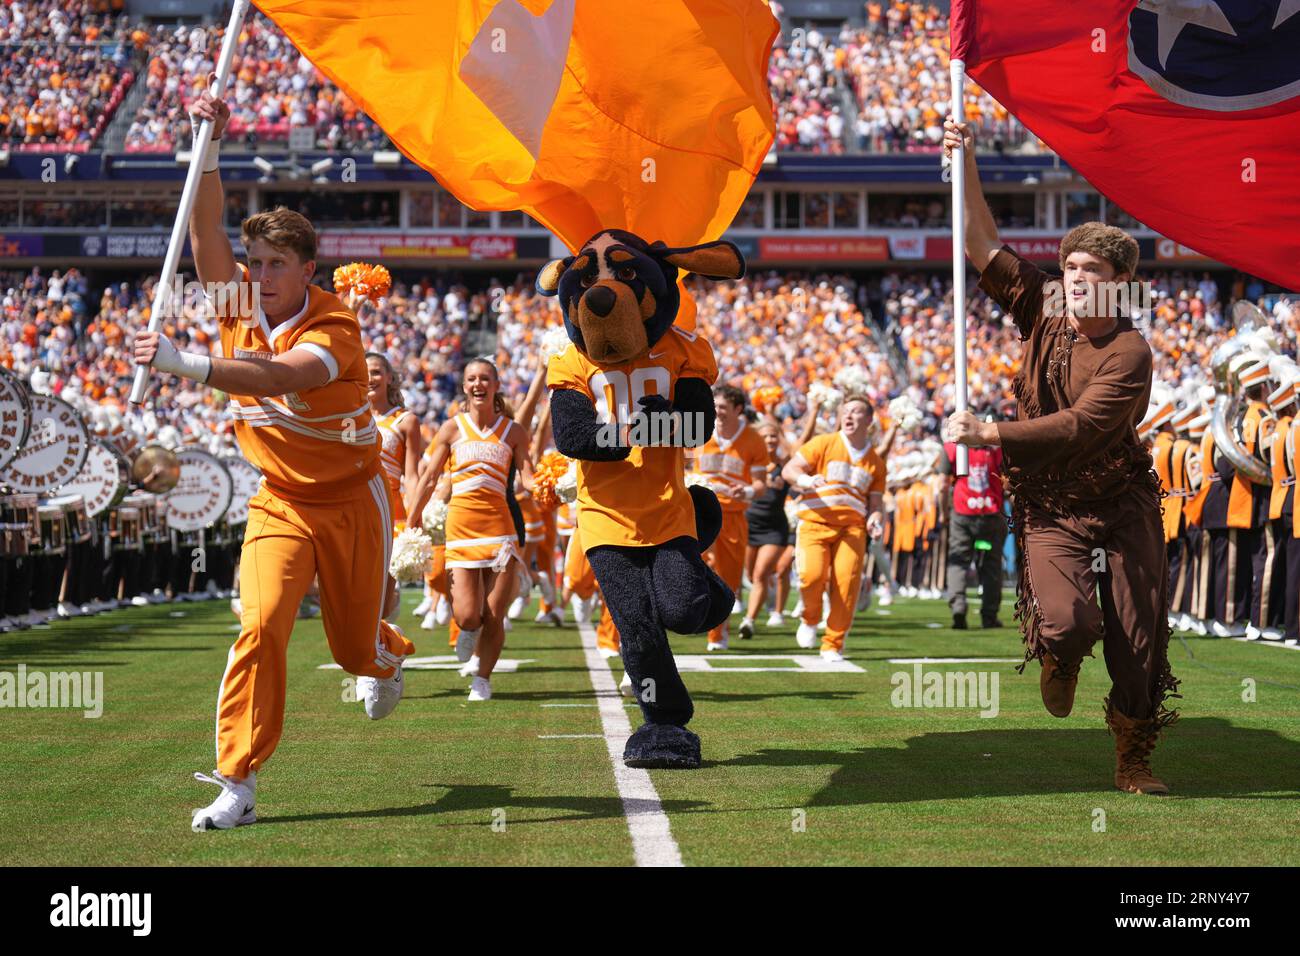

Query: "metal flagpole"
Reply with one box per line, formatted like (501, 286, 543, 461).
(129, 0, 252, 406)
(949, 56, 969, 477)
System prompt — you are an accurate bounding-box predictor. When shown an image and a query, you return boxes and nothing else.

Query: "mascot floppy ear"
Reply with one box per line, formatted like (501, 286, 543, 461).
(650, 240, 745, 281)
(537, 256, 574, 296)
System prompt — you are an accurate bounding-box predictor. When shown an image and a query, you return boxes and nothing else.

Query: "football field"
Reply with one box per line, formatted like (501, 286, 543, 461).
(2, 592, 1298, 867)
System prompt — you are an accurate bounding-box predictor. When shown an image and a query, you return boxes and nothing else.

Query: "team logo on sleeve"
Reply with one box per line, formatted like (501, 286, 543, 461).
(1128, 0, 1300, 111)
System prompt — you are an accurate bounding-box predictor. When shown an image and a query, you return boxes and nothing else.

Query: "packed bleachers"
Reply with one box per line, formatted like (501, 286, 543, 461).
(5, 1, 1035, 155)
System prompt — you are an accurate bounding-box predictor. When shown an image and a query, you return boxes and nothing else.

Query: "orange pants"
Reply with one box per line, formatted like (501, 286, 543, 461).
(564, 530, 597, 600)
(596, 596, 620, 653)
(218, 476, 415, 779)
(705, 508, 748, 642)
(796, 519, 866, 652)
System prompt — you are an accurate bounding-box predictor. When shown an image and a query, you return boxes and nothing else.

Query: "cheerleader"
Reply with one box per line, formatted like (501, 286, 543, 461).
(408, 359, 534, 701)
(366, 352, 424, 618)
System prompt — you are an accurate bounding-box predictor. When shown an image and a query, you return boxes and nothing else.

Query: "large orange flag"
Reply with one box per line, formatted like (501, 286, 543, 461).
(252, 0, 778, 253)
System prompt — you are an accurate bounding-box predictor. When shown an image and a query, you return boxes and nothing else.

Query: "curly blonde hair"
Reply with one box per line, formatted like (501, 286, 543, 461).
(1059, 222, 1138, 278)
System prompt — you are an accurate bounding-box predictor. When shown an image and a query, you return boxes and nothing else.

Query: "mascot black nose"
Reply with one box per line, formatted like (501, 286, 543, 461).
(584, 285, 617, 317)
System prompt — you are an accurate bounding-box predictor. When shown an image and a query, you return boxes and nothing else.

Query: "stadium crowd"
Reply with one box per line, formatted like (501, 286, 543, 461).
(5, 1, 1037, 156)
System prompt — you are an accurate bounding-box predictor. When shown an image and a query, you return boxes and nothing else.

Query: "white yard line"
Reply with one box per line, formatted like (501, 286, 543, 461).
(576, 621, 684, 868)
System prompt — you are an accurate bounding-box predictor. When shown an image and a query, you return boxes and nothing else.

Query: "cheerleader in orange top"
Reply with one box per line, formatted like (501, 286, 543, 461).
(782, 394, 887, 661)
(507, 364, 562, 625)
(693, 384, 769, 650)
(366, 352, 424, 618)
(408, 358, 534, 702)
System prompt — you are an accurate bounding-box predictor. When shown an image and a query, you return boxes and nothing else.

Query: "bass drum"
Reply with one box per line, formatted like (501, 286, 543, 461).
(222, 456, 262, 526)
(0, 393, 89, 494)
(57, 439, 130, 517)
(164, 448, 234, 533)
(0, 366, 33, 472)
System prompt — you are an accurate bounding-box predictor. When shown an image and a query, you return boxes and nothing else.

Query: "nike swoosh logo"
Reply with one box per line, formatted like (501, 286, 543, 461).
(649, 350, 666, 359)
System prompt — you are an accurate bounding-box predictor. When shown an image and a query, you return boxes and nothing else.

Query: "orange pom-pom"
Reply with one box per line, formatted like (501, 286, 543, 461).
(531, 450, 572, 511)
(333, 262, 391, 303)
(752, 385, 784, 415)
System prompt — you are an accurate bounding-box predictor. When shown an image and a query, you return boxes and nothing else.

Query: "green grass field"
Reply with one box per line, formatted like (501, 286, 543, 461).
(1, 590, 1297, 866)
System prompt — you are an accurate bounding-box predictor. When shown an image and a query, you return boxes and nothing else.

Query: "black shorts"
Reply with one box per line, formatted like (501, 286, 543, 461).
(747, 518, 789, 548)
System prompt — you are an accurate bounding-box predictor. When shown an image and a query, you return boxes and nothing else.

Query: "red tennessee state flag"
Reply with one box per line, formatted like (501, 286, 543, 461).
(951, 0, 1300, 291)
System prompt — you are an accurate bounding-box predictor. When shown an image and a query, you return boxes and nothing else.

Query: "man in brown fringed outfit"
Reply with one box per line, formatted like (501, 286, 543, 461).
(942, 117, 1179, 795)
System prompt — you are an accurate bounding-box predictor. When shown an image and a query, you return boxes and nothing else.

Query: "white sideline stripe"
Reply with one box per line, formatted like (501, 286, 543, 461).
(576, 621, 683, 868)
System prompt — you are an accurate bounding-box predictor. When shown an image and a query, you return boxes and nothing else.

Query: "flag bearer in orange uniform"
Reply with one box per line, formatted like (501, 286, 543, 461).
(133, 85, 414, 831)
(692, 384, 768, 650)
(782, 394, 886, 661)
(407, 358, 534, 702)
(367, 352, 424, 618)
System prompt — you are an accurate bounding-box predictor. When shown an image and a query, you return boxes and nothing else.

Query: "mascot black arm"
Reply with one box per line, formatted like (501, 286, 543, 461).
(551, 388, 632, 461)
(669, 377, 715, 448)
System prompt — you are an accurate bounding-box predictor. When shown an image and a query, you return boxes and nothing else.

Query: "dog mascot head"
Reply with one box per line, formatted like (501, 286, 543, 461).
(536, 229, 744, 365)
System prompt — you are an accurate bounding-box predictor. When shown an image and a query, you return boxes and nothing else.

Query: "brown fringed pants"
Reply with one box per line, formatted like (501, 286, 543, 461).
(1016, 488, 1178, 721)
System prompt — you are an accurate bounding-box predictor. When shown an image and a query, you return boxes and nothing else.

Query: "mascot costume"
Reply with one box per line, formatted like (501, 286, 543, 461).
(542, 229, 744, 769)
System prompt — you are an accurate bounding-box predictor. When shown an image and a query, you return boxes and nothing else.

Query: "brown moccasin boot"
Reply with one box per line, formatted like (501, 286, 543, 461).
(1103, 698, 1171, 795)
(1039, 652, 1081, 718)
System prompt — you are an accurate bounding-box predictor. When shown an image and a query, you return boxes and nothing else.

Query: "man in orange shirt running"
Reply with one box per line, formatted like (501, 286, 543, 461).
(133, 82, 414, 831)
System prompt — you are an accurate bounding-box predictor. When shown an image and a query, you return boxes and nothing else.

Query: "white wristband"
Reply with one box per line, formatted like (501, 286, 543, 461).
(191, 117, 222, 174)
(797, 474, 818, 490)
(151, 333, 213, 384)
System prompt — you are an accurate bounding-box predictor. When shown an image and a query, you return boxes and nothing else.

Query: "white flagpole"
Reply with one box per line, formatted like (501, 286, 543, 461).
(949, 57, 969, 477)
(129, 0, 252, 406)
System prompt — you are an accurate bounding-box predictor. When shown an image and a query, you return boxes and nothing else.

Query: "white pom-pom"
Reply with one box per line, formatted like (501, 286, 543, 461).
(833, 366, 871, 396)
(887, 395, 923, 431)
(421, 498, 449, 544)
(540, 326, 572, 367)
(808, 382, 842, 412)
(390, 527, 435, 584)
(556, 462, 578, 504)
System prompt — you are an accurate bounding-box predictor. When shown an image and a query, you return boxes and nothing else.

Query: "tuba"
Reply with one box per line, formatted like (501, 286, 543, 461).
(1208, 302, 1272, 486)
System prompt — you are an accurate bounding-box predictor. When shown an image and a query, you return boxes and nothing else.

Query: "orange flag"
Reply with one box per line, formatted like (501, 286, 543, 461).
(253, 0, 778, 253)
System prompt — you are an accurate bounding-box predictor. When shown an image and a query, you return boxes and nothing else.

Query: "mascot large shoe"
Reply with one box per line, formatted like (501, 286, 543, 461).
(542, 229, 743, 769)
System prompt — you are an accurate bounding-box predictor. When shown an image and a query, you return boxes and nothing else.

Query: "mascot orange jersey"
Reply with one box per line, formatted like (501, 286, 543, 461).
(548, 325, 718, 549)
(222, 262, 380, 497)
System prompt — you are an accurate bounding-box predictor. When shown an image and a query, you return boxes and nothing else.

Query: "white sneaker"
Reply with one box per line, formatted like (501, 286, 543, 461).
(738, 618, 754, 640)
(131, 595, 150, 607)
(458, 654, 480, 678)
(1261, 627, 1284, 641)
(149, 588, 167, 604)
(456, 627, 480, 663)
(878, 589, 893, 606)
(766, 612, 785, 628)
(619, 671, 635, 698)
(1244, 624, 1263, 641)
(420, 610, 436, 630)
(413, 594, 433, 618)
(468, 676, 492, 701)
(357, 661, 403, 720)
(598, 645, 621, 660)
(706, 637, 729, 651)
(796, 622, 818, 649)
(434, 596, 451, 626)
(191, 771, 256, 831)
(508, 595, 527, 620)
(570, 594, 592, 625)
(820, 649, 845, 664)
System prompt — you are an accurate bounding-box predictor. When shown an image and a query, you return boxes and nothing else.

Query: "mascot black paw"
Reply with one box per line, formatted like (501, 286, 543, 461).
(623, 723, 702, 770)
(542, 228, 744, 769)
